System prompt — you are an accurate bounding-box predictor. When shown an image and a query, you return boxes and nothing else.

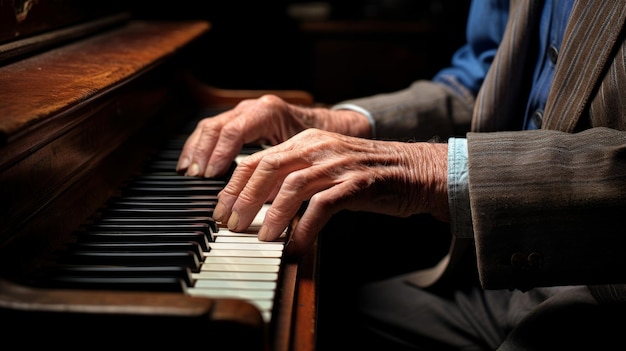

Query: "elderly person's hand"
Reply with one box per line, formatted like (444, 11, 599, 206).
(212, 128, 449, 256)
(176, 94, 372, 178)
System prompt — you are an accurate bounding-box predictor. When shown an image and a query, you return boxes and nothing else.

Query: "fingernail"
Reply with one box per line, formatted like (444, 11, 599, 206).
(186, 163, 199, 176)
(178, 156, 190, 171)
(258, 225, 268, 241)
(204, 165, 215, 178)
(213, 202, 224, 222)
(227, 211, 239, 230)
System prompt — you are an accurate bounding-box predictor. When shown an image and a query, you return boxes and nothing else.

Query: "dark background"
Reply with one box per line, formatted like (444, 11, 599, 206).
(130, 0, 471, 104)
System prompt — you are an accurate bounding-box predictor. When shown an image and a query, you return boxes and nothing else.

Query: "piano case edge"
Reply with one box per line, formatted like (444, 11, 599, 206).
(0, 277, 267, 346)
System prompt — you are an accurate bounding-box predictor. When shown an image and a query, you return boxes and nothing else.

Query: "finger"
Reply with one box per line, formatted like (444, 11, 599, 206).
(212, 157, 260, 224)
(257, 161, 337, 242)
(177, 116, 225, 177)
(284, 178, 367, 256)
(282, 192, 333, 257)
(204, 122, 245, 178)
(203, 99, 285, 178)
(176, 120, 205, 174)
(226, 149, 311, 232)
(203, 115, 260, 178)
(212, 147, 282, 225)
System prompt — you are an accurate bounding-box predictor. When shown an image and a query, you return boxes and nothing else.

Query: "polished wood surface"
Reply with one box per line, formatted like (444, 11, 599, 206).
(0, 20, 209, 142)
(0, 20, 210, 272)
(0, 17, 316, 350)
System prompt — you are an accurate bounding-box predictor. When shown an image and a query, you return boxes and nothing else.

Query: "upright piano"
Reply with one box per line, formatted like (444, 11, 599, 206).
(0, 2, 316, 349)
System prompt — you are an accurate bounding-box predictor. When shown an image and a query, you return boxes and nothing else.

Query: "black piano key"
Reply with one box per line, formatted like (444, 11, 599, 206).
(133, 174, 228, 183)
(86, 223, 213, 237)
(44, 276, 186, 292)
(129, 179, 227, 187)
(105, 201, 217, 209)
(108, 196, 217, 205)
(145, 160, 179, 172)
(110, 195, 217, 202)
(78, 232, 212, 250)
(123, 186, 222, 196)
(69, 242, 205, 264)
(240, 144, 264, 155)
(43, 265, 195, 288)
(152, 149, 182, 160)
(96, 216, 213, 223)
(94, 216, 217, 233)
(100, 208, 216, 219)
(159, 137, 186, 150)
(58, 251, 201, 272)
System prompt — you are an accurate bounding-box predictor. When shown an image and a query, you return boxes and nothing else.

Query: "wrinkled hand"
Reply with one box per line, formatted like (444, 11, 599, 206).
(176, 94, 371, 178)
(212, 128, 450, 256)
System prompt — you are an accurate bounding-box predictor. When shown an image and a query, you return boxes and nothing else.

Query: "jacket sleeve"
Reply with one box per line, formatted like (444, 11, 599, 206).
(467, 127, 626, 291)
(335, 80, 475, 141)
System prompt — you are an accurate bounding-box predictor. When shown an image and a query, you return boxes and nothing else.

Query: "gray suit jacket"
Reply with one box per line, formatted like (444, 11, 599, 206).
(339, 0, 626, 305)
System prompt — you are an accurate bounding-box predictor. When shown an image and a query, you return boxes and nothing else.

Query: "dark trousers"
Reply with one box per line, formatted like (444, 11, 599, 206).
(315, 211, 626, 350)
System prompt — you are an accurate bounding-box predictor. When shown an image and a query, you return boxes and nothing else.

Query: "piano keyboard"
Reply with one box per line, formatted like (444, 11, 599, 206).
(40, 136, 286, 322)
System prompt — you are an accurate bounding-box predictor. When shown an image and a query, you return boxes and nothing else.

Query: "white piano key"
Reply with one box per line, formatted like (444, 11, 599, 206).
(202, 256, 281, 265)
(193, 271, 278, 281)
(250, 203, 270, 228)
(250, 299, 273, 312)
(192, 279, 276, 290)
(188, 202, 285, 323)
(214, 226, 287, 241)
(213, 203, 268, 231)
(209, 242, 284, 251)
(261, 311, 271, 322)
(200, 263, 280, 273)
(215, 236, 282, 243)
(204, 249, 283, 258)
(187, 288, 275, 300)
(188, 288, 274, 322)
(214, 227, 260, 236)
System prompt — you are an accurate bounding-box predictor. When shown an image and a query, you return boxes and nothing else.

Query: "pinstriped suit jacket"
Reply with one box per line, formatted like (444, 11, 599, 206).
(339, 0, 626, 304)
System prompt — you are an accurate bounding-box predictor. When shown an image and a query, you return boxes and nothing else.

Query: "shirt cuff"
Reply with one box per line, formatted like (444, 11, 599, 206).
(331, 103, 376, 139)
(448, 137, 474, 239)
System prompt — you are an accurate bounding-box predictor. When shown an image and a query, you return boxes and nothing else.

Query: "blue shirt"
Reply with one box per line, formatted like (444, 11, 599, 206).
(439, 0, 574, 238)
(434, 0, 574, 129)
(332, 0, 575, 238)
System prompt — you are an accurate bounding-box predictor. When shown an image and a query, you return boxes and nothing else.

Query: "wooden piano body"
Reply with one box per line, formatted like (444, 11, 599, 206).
(0, 6, 316, 350)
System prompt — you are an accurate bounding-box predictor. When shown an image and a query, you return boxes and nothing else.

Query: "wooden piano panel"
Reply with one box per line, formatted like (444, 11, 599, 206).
(0, 0, 128, 65)
(0, 0, 125, 44)
(0, 18, 317, 350)
(0, 20, 210, 277)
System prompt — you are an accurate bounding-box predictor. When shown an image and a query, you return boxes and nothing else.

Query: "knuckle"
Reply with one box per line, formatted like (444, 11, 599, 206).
(258, 153, 285, 172)
(283, 171, 308, 191)
(309, 191, 339, 213)
(220, 122, 245, 141)
(258, 94, 283, 106)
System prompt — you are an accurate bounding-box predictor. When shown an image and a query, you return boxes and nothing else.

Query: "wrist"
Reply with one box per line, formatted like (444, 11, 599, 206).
(406, 142, 450, 221)
(325, 109, 373, 138)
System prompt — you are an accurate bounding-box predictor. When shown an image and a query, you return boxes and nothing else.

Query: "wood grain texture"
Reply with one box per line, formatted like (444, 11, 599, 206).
(0, 20, 209, 142)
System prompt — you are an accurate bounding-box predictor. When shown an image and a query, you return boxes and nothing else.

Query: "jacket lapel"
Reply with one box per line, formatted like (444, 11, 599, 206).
(543, 1, 626, 131)
(472, 0, 543, 132)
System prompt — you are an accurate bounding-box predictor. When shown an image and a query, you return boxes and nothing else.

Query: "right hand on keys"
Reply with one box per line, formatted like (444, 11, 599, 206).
(211, 128, 450, 256)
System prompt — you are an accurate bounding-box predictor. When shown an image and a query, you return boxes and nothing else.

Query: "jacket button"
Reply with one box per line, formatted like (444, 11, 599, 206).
(548, 45, 559, 64)
(528, 252, 544, 269)
(511, 252, 527, 269)
(532, 110, 543, 128)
